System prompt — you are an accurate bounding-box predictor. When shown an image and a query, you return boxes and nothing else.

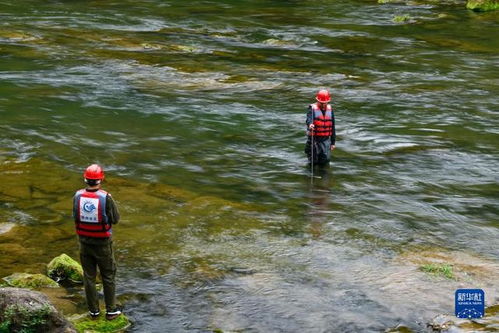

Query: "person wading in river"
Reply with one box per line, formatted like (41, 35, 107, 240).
(305, 89, 336, 165)
(73, 164, 122, 320)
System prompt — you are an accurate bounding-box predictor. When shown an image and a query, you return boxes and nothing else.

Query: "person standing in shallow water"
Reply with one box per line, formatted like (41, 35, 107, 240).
(73, 164, 122, 320)
(305, 89, 336, 165)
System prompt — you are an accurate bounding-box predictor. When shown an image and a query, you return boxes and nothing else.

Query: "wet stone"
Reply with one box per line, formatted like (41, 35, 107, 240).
(428, 304, 499, 332)
(0, 287, 75, 332)
(0, 222, 15, 235)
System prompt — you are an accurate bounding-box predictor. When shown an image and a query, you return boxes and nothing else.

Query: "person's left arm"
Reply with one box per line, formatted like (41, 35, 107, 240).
(106, 194, 120, 225)
(72, 194, 78, 222)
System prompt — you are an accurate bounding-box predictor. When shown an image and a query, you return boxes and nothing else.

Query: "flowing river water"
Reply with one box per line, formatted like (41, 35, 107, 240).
(0, 0, 498, 332)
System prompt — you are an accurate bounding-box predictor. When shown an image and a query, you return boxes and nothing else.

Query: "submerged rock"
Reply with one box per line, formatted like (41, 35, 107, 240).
(262, 38, 295, 47)
(2, 273, 59, 289)
(0, 222, 15, 235)
(385, 324, 414, 332)
(397, 246, 499, 284)
(47, 254, 83, 284)
(0, 287, 75, 332)
(69, 312, 131, 333)
(466, 0, 499, 11)
(170, 44, 199, 53)
(0, 30, 40, 42)
(428, 304, 499, 331)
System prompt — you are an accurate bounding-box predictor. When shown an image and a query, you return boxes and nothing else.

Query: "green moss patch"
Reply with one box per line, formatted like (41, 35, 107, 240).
(2, 273, 59, 289)
(70, 313, 130, 333)
(393, 15, 412, 23)
(47, 254, 83, 283)
(0, 303, 52, 333)
(466, 0, 499, 11)
(420, 263, 454, 279)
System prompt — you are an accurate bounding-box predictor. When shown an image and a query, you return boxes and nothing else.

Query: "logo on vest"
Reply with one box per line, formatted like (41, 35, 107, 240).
(83, 202, 96, 213)
(80, 197, 100, 223)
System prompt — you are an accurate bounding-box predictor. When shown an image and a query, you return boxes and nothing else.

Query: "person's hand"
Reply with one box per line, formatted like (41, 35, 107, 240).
(331, 145, 336, 151)
(309, 124, 315, 129)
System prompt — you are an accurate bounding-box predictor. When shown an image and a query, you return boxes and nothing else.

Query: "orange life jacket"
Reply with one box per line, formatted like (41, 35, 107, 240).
(308, 103, 333, 137)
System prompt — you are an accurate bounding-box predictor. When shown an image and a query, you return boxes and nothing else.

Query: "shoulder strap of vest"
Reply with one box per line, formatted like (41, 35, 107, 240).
(96, 189, 108, 197)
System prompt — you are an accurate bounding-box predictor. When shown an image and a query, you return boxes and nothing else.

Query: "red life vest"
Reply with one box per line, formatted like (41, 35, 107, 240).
(74, 189, 111, 238)
(308, 103, 333, 137)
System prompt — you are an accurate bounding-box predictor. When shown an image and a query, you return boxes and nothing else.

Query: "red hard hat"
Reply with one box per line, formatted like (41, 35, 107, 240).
(316, 89, 331, 103)
(84, 164, 105, 180)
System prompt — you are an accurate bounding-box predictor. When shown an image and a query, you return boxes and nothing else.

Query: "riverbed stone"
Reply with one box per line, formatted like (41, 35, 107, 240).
(384, 324, 414, 332)
(0, 222, 15, 235)
(0, 30, 40, 42)
(2, 273, 59, 289)
(262, 38, 294, 47)
(466, 0, 499, 11)
(0, 287, 75, 332)
(47, 254, 83, 284)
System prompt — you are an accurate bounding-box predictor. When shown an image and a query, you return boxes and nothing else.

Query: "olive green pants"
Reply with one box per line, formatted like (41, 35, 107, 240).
(79, 236, 117, 313)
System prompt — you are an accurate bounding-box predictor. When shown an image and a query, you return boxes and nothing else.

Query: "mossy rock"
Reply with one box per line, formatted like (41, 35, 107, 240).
(2, 273, 59, 289)
(466, 0, 499, 11)
(0, 287, 75, 332)
(47, 254, 83, 284)
(69, 312, 130, 333)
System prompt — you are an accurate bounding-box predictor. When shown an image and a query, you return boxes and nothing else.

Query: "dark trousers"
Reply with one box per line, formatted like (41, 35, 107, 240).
(79, 237, 117, 313)
(305, 137, 331, 165)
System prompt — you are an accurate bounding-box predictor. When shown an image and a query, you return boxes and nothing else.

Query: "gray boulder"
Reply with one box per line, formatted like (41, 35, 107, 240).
(0, 287, 75, 332)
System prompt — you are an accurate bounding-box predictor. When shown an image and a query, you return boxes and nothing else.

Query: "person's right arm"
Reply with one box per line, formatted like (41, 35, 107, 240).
(306, 106, 314, 129)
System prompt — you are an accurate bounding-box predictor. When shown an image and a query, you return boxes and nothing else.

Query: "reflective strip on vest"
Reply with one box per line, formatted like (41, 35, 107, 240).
(308, 103, 333, 137)
(75, 189, 111, 238)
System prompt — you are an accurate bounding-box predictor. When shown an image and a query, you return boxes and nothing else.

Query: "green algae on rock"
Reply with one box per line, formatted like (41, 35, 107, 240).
(466, 0, 499, 11)
(47, 254, 83, 284)
(69, 312, 130, 333)
(419, 263, 454, 279)
(2, 273, 59, 289)
(393, 14, 412, 23)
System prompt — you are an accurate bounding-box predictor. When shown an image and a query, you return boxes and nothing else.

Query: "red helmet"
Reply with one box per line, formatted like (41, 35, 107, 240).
(316, 89, 331, 103)
(84, 164, 105, 180)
